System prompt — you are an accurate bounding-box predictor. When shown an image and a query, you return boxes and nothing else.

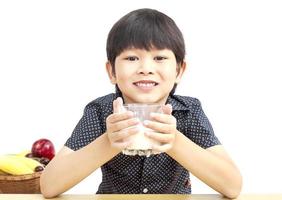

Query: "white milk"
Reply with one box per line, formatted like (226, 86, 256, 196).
(122, 104, 162, 157)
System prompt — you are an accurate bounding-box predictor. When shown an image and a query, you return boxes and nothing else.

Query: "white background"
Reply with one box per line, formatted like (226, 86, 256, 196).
(0, 0, 281, 195)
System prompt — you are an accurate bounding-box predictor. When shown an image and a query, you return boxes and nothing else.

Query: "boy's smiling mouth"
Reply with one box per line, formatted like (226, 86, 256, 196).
(133, 80, 159, 91)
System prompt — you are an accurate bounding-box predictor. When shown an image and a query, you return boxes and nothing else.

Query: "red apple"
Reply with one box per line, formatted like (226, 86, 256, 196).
(31, 138, 55, 160)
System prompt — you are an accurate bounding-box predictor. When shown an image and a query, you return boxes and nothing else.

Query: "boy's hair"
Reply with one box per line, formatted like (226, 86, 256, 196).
(106, 8, 185, 95)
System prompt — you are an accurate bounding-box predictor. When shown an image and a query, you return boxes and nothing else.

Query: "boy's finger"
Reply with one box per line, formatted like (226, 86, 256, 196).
(116, 97, 124, 113)
(149, 112, 176, 124)
(113, 97, 124, 113)
(111, 141, 132, 150)
(113, 99, 118, 113)
(162, 104, 172, 115)
(145, 131, 174, 143)
(111, 117, 140, 131)
(107, 111, 134, 123)
(144, 120, 175, 134)
(110, 126, 139, 141)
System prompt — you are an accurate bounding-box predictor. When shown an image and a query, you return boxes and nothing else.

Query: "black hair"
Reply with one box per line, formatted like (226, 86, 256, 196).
(106, 8, 185, 95)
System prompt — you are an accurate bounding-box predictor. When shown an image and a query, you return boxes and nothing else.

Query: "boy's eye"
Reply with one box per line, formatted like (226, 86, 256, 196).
(125, 56, 138, 61)
(154, 56, 167, 61)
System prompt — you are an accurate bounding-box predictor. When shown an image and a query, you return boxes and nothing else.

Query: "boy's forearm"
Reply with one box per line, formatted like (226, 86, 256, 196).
(167, 131, 242, 199)
(40, 133, 120, 198)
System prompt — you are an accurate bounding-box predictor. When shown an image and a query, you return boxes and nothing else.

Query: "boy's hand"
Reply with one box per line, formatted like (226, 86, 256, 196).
(106, 97, 140, 150)
(144, 104, 177, 153)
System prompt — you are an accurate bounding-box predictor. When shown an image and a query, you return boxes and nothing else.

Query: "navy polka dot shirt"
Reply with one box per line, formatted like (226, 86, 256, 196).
(65, 93, 221, 194)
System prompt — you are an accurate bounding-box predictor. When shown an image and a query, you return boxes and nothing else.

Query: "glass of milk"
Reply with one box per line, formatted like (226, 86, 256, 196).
(122, 104, 162, 157)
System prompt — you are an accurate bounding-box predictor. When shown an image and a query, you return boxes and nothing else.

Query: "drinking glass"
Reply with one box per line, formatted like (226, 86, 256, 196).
(122, 104, 162, 157)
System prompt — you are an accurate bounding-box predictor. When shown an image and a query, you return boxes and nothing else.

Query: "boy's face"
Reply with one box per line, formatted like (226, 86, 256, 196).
(106, 48, 186, 104)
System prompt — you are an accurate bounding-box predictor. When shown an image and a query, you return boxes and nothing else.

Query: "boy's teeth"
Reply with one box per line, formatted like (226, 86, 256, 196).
(136, 83, 155, 87)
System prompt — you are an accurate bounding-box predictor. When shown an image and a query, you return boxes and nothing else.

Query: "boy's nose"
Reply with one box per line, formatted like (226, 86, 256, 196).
(137, 60, 155, 75)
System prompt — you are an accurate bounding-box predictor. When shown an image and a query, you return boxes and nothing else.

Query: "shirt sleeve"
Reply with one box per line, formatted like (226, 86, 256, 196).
(187, 98, 221, 149)
(65, 103, 103, 151)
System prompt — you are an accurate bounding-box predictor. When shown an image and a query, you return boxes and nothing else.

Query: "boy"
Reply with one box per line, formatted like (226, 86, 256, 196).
(40, 8, 242, 198)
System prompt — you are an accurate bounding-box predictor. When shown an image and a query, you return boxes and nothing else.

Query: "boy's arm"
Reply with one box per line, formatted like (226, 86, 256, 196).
(144, 104, 242, 199)
(40, 97, 137, 198)
(40, 132, 119, 198)
(167, 132, 242, 199)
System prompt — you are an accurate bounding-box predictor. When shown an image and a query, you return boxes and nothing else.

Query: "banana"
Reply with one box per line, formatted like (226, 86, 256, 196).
(0, 154, 44, 175)
(13, 155, 43, 171)
(0, 155, 34, 175)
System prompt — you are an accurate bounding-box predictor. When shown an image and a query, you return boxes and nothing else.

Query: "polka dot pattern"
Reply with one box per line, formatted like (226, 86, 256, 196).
(65, 93, 221, 194)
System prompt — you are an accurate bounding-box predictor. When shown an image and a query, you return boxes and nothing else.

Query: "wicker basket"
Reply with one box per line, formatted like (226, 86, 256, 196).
(0, 172, 42, 194)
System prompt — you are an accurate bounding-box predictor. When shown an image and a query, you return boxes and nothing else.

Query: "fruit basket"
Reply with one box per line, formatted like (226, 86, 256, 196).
(0, 172, 42, 194)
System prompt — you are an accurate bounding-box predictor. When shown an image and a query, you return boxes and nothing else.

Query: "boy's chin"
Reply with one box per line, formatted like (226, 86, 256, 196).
(127, 96, 166, 104)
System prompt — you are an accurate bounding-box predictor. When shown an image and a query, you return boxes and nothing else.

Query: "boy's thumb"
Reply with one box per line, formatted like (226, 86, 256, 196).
(113, 97, 124, 113)
(162, 104, 173, 115)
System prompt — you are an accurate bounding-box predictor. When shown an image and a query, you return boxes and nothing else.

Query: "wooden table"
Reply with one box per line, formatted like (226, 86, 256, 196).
(0, 194, 282, 200)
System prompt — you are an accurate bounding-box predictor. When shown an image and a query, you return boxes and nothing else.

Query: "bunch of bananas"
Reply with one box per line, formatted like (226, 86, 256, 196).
(0, 153, 44, 175)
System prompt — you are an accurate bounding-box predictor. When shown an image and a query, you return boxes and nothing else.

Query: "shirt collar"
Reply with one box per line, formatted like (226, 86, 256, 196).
(166, 95, 191, 112)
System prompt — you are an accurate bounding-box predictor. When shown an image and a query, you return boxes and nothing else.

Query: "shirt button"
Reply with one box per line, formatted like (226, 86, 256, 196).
(143, 188, 148, 193)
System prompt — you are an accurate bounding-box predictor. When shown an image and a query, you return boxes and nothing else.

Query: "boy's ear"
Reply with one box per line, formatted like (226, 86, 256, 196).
(175, 61, 187, 84)
(106, 61, 117, 85)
